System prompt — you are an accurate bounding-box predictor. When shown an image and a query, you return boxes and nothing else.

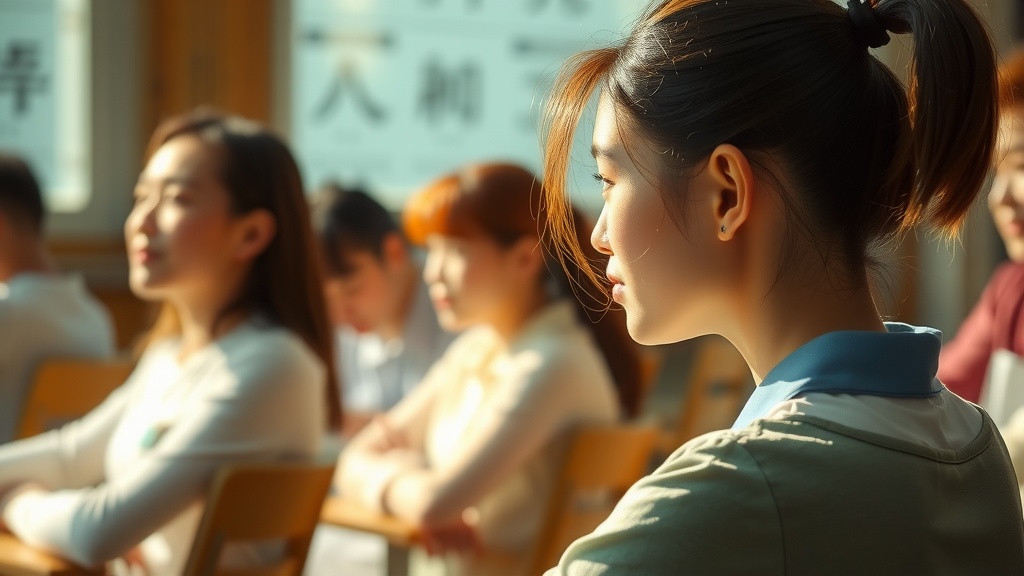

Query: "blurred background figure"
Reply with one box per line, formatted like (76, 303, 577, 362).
(311, 184, 453, 437)
(322, 163, 641, 576)
(939, 47, 1024, 511)
(0, 152, 114, 444)
(939, 48, 1024, 403)
(0, 112, 337, 576)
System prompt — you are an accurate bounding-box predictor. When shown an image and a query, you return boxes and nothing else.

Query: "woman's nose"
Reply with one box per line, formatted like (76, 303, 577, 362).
(989, 170, 1024, 213)
(127, 197, 159, 237)
(423, 250, 441, 284)
(591, 207, 612, 256)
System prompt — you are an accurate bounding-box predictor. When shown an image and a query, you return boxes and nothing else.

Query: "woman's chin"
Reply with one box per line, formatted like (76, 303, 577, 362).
(626, 314, 696, 347)
(626, 320, 667, 346)
(436, 312, 468, 333)
(128, 278, 170, 302)
(1005, 238, 1024, 264)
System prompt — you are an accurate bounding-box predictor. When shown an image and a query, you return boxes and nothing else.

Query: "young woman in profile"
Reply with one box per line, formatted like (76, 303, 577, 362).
(539, 0, 1024, 573)
(334, 162, 642, 576)
(0, 112, 339, 576)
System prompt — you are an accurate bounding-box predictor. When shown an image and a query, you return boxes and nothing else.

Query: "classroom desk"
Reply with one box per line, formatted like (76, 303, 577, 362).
(0, 533, 100, 576)
(320, 496, 420, 576)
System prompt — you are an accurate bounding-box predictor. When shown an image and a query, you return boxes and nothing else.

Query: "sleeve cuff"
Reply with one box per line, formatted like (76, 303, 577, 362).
(4, 488, 47, 544)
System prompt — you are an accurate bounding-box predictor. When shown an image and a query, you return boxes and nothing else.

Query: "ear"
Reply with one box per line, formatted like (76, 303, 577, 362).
(706, 144, 754, 241)
(232, 209, 276, 262)
(381, 232, 408, 268)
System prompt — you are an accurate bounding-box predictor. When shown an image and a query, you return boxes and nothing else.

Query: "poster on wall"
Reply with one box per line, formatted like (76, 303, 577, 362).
(0, 0, 89, 212)
(292, 0, 637, 210)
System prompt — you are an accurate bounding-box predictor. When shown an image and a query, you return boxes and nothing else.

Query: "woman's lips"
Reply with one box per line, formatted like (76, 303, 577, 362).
(132, 248, 161, 264)
(1004, 219, 1024, 237)
(607, 273, 625, 301)
(611, 283, 626, 302)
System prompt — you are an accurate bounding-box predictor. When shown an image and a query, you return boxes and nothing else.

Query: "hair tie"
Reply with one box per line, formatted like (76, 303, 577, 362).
(847, 0, 890, 49)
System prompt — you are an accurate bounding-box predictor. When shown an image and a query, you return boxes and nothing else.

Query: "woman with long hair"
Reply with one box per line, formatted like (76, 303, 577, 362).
(0, 112, 339, 575)
(539, 0, 1024, 572)
(334, 162, 642, 576)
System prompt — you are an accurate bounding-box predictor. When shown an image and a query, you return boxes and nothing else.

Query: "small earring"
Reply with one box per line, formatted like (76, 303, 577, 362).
(720, 225, 726, 232)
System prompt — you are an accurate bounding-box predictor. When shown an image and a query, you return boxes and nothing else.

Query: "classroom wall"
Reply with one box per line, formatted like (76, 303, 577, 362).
(29, 0, 1024, 349)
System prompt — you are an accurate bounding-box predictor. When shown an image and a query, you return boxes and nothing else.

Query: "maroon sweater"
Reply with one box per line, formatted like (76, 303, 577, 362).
(938, 262, 1024, 402)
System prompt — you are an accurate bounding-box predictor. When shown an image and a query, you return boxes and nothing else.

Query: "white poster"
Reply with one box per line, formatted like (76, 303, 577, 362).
(0, 0, 89, 212)
(292, 0, 637, 209)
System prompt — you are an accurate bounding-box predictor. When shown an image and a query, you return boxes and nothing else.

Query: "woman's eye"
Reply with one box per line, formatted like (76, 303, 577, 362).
(132, 189, 156, 207)
(592, 173, 613, 189)
(169, 191, 193, 205)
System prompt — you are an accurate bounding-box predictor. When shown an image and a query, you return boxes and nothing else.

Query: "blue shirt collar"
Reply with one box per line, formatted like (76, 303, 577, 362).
(732, 322, 944, 429)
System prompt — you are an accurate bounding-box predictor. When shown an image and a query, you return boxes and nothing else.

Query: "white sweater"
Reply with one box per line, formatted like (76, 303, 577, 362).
(338, 300, 620, 576)
(0, 317, 326, 575)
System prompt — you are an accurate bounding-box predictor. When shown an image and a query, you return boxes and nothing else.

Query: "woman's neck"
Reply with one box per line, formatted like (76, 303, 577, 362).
(172, 295, 250, 362)
(489, 287, 551, 344)
(724, 266, 885, 385)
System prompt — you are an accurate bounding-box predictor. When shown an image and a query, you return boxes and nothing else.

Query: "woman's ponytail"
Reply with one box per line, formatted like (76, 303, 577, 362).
(875, 0, 998, 236)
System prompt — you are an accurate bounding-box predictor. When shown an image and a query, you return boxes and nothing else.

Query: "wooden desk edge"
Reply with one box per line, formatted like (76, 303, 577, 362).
(0, 533, 101, 576)
(319, 497, 420, 548)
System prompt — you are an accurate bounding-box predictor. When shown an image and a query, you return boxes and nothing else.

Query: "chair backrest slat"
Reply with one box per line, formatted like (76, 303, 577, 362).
(674, 337, 752, 445)
(528, 424, 658, 574)
(184, 463, 335, 576)
(18, 358, 134, 439)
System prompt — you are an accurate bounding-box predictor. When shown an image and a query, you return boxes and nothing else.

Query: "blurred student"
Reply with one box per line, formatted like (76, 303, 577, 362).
(0, 112, 339, 576)
(939, 49, 1024, 403)
(334, 163, 642, 576)
(537, 0, 1024, 573)
(0, 153, 114, 444)
(940, 48, 1024, 511)
(311, 185, 453, 434)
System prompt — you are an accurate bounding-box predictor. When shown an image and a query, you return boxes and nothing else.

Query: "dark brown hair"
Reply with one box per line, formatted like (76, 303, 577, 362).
(403, 163, 643, 418)
(543, 0, 997, 289)
(140, 111, 341, 430)
(0, 152, 44, 234)
(310, 182, 402, 277)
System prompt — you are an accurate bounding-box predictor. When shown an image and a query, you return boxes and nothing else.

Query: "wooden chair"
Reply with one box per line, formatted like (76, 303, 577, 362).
(527, 423, 659, 574)
(183, 463, 335, 576)
(17, 358, 135, 439)
(662, 336, 752, 453)
(635, 346, 665, 412)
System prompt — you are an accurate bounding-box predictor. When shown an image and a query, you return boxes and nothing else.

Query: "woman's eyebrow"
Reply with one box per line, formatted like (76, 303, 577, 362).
(136, 175, 198, 188)
(591, 143, 618, 160)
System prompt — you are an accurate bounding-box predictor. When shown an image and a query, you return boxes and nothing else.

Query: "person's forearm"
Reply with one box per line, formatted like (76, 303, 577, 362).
(383, 470, 469, 527)
(0, 483, 46, 532)
(338, 448, 428, 511)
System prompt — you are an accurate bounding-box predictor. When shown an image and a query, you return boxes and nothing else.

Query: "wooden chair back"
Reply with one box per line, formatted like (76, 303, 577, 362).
(184, 463, 335, 576)
(635, 347, 664, 412)
(17, 358, 134, 439)
(670, 336, 752, 449)
(528, 424, 659, 574)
